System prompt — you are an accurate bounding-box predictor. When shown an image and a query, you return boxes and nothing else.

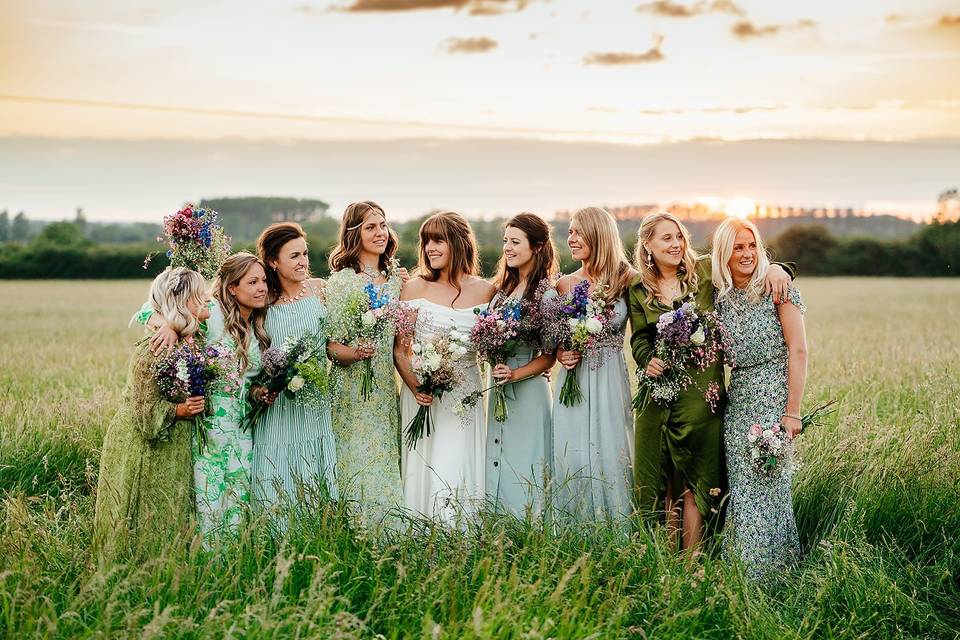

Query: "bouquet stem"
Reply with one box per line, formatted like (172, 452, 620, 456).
(359, 359, 374, 401)
(632, 386, 651, 413)
(559, 366, 583, 407)
(493, 385, 509, 422)
(193, 415, 208, 455)
(404, 405, 433, 449)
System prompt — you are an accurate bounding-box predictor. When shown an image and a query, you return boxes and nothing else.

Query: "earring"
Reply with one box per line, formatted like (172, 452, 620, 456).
(646, 251, 653, 268)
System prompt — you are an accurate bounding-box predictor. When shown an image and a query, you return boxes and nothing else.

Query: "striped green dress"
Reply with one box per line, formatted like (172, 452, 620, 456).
(252, 287, 339, 513)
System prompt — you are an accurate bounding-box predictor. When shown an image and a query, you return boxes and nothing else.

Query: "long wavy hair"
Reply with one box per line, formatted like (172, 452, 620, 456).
(491, 212, 559, 302)
(328, 200, 399, 275)
(634, 211, 699, 306)
(711, 217, 771, 302)
(416, 211, 480, 305)
(211, 253, 271, 373)
(149, 267, 206, 338)
(256, 221, 310, 300)
(570, 206, 633, 302)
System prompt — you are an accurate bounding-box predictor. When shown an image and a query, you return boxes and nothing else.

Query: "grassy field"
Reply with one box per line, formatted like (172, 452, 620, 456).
(1, 278, 959, 639)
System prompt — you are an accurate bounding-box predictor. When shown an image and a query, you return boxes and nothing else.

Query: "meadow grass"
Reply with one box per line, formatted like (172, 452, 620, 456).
(1, 278, 959, 639)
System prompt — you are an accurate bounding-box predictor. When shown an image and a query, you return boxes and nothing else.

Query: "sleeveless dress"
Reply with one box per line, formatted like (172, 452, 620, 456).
(400, 299, 485, 524)
(717, 287, 805, 580)
(484, 291, 553, 519)
(550, 291, 635, 525)
(325, 268, 404, 525)
(252, 288, 339, 514)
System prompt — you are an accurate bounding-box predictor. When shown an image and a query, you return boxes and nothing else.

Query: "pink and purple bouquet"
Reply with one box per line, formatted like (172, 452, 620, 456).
(468, 298, 522, 422)
(541, 280, 620, 407)
(404, 323, 470, 448)
(153, 339, 241, 452)
(240, 332, 328, 432)
(144, 203, 231, 279)
(633, 300, 726, 413)
(748, 401, 836, 476)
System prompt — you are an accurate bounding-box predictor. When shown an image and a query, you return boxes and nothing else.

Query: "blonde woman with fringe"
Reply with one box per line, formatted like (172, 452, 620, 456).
(94, 267, 209, 562)
(711, 218, 806, 580)
(629, 212, 794, 553)
(550, 206, 637, 526)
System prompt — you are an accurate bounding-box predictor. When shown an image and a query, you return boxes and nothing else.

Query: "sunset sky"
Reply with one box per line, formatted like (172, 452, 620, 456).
(1, 0, 958, 221)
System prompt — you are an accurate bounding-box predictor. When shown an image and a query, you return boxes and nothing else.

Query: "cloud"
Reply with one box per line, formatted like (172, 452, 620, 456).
(636, 0, 743, 18)
(584, 35, 664, 65)
(731, 19, 815, 39)
(938, 14, 960, 27)
(884, 13, 905, 24)
(636, 104, 783, 115)
(336, 0, 530, 14)
(443, 36, 498, 53)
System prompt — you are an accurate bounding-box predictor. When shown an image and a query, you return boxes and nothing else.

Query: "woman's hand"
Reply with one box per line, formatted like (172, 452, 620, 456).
(251, 385, 278, 406)
(396, 267, 411, 284)
(492, 363, 514, 384)
(353, 341, 376, 361)
(645, 357, 667, 378)
(782, 415, 802, 439)
(150, 324, 178, 356)
(176, 395, 205, 418)
(765, 264, 792, 304)
(557, 349, 581, 370)
(414, 391, 433, 407)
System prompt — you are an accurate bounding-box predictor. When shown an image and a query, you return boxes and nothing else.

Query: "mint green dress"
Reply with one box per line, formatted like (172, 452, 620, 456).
(325, 269, 403, 524)
(484, 292, 553, 518)
(252, 290, 339, 513)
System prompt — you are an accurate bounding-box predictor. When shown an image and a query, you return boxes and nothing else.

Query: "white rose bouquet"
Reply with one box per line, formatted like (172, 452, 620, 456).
(404, 323, 470, 448)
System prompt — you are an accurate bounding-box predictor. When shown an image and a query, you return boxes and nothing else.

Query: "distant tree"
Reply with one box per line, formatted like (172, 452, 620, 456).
(768, 225, 839, 275)
(937, 188, 959, 223)
(74, 207, 87, 232)
(34, 221, 88, 246)
(11, 212, 30, 242)
(0, 210, 9, 242)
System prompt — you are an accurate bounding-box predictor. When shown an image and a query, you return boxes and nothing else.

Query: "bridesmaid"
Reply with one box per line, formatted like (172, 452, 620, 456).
(94, 267, 208, 561)
(485, 212, 558, 518)
(629, 211, 793, 552)
(393, 211, 496, 524)
(551, 206, 637, 526)
(252, 222, 339, 515)
(325, 201, 405, 524)
(712, 218, 807, 580)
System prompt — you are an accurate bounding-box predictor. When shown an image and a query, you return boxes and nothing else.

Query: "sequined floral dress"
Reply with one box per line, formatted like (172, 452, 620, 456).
(716, 286, 805, 580)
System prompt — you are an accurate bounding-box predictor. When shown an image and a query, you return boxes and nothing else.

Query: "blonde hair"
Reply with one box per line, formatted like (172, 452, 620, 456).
(711, 217, 770, 302)
(634, 211, 699, 306)
(149, 267, 206, 338)
(212, 253, 271, 373)
(570, 206, 632, 302)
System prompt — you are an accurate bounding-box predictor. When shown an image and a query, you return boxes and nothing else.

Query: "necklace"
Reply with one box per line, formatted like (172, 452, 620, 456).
(278, 282, 307, 303)
(360, 263, 383, 280)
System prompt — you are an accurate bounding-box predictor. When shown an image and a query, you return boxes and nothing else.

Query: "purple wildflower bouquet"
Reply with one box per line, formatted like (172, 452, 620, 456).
(467, 298, 522, 422)
(748, 401, 836, 476)
(405, 323, 470, 448)
(541, 280, 621, 407)
(240, 332, 328, 431)
(633, 300, 725, 413)
(153, 339, 241, 452)
(145, 203, 231, 279)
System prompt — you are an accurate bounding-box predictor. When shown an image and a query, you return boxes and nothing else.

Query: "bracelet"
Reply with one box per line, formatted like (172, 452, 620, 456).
(782, 412, 802, 421)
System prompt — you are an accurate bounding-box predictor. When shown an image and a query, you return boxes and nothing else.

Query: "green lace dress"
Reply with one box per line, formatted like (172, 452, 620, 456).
(325, 269, 403, 524)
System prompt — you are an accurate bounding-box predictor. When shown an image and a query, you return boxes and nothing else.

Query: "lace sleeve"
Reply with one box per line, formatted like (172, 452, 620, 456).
(129, 343, 179, 442)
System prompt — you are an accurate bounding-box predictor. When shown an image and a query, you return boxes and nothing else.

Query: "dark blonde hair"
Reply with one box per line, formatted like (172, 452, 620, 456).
(328, 201, 399, 274)
(211, 252, 271, 373)
(256, 222, 310, 299)
(634, 211, 699, 305)
(492, 212, 559, 302)
(149, 267, 206, 338)
(416, 211, 480, 305)
(570, 206, 633, 302)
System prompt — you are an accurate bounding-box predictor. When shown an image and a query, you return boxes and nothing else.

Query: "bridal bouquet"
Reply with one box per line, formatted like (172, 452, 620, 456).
(327, 280, 412, 400)
(541, 280, 620, 407)
(144, 203, 231, 279)
(240, 331, 328, 431)
(468, 298, 522, 422)
(633, 300, 726, 413)
(154, 339, 242, 452)
(404, 323, 470, 448)
(748, 401, 837, 476)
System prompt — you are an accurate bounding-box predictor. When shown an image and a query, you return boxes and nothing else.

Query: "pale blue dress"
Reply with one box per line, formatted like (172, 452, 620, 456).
(550, 294, 635, 525)
(252, 288, 339, 514)
(484, 294, 553, 519)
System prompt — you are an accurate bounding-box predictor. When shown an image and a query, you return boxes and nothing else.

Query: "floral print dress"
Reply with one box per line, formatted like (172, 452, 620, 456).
(716, 286, 805, 580)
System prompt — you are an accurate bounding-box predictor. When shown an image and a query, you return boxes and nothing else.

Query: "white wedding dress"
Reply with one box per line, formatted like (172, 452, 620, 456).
(401, 298, 486, 524)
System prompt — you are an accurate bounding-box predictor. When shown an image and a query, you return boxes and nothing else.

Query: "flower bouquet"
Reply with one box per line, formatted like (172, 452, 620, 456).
(154, 339, 242, 453)
(240, 331, 329, 431)
(541, 280, 620, 407)
(404, 323, 470, 448)
(468, 298, 522, 422)
(748, 400, 837, 476)
(633, 300, 726, 413)
(145, 203, 231, 279)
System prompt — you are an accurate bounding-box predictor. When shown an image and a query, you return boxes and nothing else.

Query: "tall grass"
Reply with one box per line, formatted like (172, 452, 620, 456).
(1, 279, 958, 639)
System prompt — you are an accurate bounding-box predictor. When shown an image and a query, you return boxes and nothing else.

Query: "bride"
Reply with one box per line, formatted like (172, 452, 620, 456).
(394, 211, 496, 523)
